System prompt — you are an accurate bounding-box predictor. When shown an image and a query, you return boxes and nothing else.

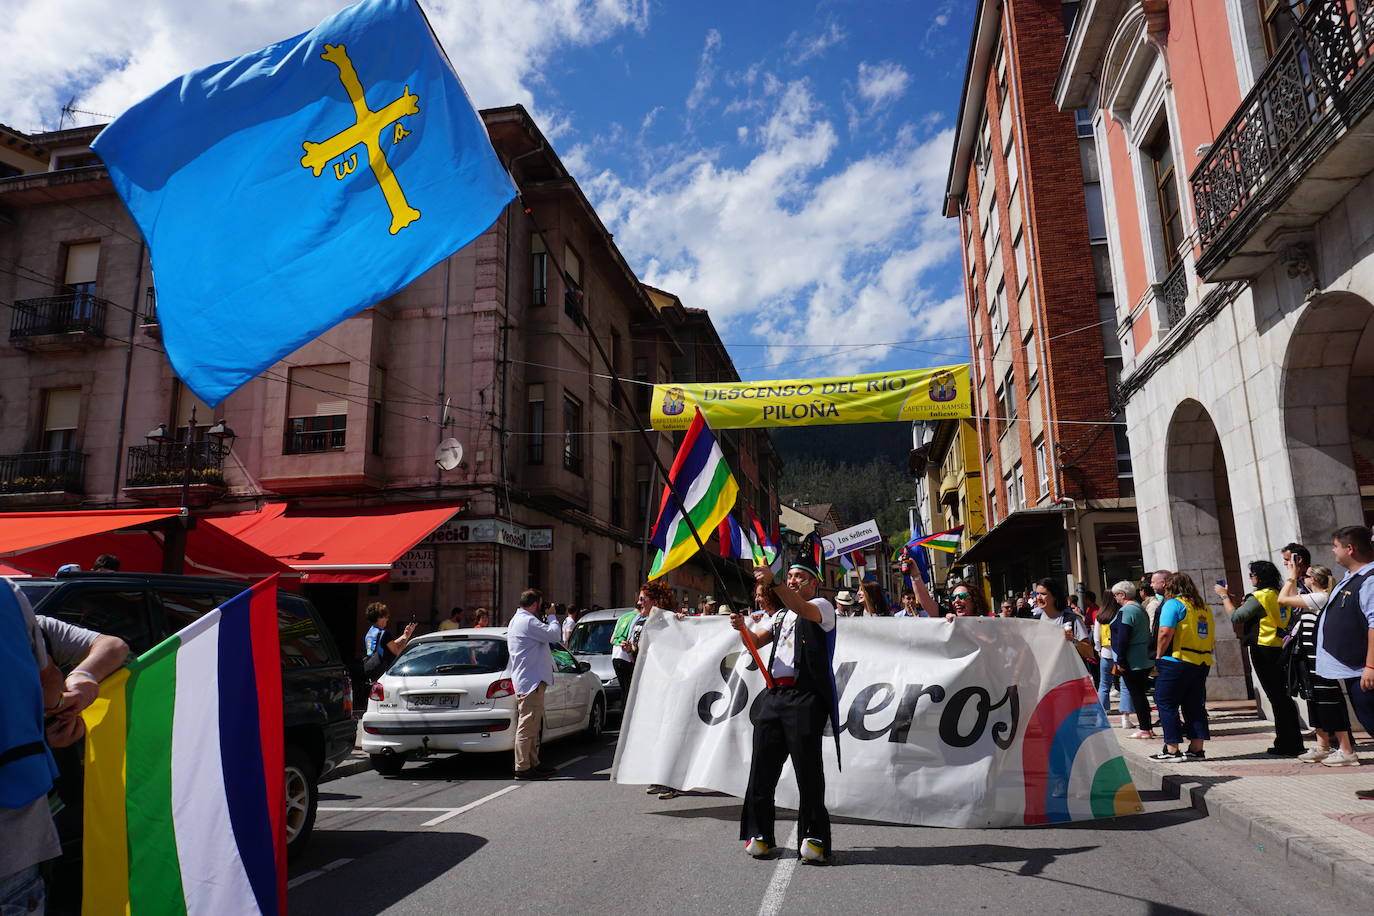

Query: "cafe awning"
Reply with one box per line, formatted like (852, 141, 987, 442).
(208, 502, 464, 583)
(953, 506, 1069, 566)
(0, 508, 182, 556)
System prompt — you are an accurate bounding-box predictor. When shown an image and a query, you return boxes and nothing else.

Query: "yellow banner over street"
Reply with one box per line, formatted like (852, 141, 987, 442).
(649, 365, 971, 430)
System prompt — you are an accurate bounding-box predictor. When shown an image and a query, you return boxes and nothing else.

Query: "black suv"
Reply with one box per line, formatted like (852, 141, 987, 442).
(19, 571, 355, 860)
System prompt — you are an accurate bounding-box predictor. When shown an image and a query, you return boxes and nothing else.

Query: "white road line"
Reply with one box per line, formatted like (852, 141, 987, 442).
(420, 785, 521, 826)
(757, 825, 800, 916)
(555, 755, 589, 770)
(288, 857, 354, 889)
(317, 806, 454, 813)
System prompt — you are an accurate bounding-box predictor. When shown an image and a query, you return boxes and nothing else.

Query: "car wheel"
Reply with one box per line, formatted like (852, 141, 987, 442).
(284, 745, 318, 861)
(370, 752, 407, 777)
(584, 697, 605, 741)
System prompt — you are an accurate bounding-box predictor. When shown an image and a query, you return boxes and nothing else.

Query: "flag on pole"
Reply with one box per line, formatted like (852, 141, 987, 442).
(81, 577, 285, 916)
(648, 408, 740, 580)
(717, 514, 753, 560)
(910, 525, 965, 554)
(746, 508, 782, 574)
(91, 0, 516, 405)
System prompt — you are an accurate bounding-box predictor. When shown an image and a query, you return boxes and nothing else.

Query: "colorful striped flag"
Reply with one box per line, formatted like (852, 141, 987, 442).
(81, 577, 285, 916)
(746, 508, 782, 573)
(648, 408, 740, 579)
(911, 525, 964, 554)
(717, 514, 753, 560)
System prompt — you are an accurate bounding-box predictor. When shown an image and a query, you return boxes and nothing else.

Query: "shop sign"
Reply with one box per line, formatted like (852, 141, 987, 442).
(391, 547, 434, 582)
(424, 518, 553, 551)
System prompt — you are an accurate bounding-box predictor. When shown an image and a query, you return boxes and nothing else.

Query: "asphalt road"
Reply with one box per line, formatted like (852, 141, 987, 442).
(290, 726, 1366, 916)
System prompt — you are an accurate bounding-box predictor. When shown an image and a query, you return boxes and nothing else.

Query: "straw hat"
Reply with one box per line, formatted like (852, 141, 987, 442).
(834, 590, 856, 606)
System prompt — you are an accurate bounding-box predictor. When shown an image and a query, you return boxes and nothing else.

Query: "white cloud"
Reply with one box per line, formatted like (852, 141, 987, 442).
(581, 78, 962, 374)
(857, 61, 911, 110)
(685, 29, 722, 116)
(0, 0, 650, 132)
(785, 21, 845, 65)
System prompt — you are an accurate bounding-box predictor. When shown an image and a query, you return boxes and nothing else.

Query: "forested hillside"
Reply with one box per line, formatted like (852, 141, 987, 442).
(770, 424, 915, 541)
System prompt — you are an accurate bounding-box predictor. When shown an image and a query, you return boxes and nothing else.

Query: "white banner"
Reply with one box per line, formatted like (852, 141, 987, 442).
(612, 616, 1141, 828)
(821, 518, 882, 558)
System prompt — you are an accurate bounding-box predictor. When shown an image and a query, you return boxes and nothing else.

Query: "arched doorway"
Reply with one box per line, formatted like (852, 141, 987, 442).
(1165, 399, 1248, 699)
(1281, 292, 1374, 546)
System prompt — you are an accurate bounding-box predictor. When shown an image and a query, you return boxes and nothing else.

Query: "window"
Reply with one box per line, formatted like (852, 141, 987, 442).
(1075, 109, 1094, 138)
(1013, 463, 1026, 511)
(50, 588, 155, 653)
(42, 388, 80, 452)
(1062, 1, 1082, 34)
(633, 357, 650, 415)
(1083, 183, 1108, 243)
(1012, 231, 1028, 290)
(1025, 333, 1039, 391)
(54, 153, 101, 170)
(610, 330, 623, 409)
(563, 244, 583, 322)
(531, 234, 547, 306)
(562, 392, 583, 474)
(370, 367, 386, 457)
(1035, 439, 1050, 498)
(1257, 1, 1307, 56)
(1146, 125, 1184, 270)
(64, 241, 99, 318)
(610, 441, 624, 527)
(1005, 146, 1019, 194)
(990, 283, 1005, 340)
(1002, 367, 1017, 423)
(1115, 425, 1135, 498)
(284, 364, 348, 454)
(976, 112, 991, 177)
(986, 193, 1000, 253)
(173, 382, 211, 442)
(527, 383, 545, 464)
(636, 463, 651, 529)
(994, 45, 1008, 101)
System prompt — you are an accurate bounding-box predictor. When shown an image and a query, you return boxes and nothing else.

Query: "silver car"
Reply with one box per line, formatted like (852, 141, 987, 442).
(361, 628, 606, 775)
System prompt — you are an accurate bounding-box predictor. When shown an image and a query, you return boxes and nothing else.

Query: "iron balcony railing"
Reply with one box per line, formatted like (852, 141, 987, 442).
(0, 450, 84, 494)
(10, 290, 109, 340)
(1191, 0, 1374, 265)
(1156, 260, 1190, 329)
(125, 441, 226, 488)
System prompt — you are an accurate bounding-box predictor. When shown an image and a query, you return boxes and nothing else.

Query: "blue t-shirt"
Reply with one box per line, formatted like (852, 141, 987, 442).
(1156, 598, 1186, 664)
(364, 625, 385, 657)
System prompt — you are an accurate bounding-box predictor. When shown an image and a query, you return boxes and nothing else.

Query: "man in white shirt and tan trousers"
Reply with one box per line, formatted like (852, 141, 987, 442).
(506, 588, 562, 781)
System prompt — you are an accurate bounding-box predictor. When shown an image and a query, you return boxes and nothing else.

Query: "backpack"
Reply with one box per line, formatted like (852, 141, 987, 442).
(362, 627, 387, 679)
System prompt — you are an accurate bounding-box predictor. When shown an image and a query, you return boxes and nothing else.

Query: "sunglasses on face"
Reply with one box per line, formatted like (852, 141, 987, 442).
(952, 593, 971, 599)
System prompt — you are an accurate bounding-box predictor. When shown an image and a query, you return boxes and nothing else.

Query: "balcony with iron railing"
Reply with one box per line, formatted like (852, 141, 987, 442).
(9, 290, 108, 350)
(0, 450, 85, 505)
(124, 440, 227, 500)
(1191, 0, 1374, 280)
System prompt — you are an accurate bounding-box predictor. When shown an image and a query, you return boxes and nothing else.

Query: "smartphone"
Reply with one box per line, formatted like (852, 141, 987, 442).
(1214, 578, 1225, 586)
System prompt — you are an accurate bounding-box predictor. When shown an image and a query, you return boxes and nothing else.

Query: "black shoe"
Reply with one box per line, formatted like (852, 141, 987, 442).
(1184, 749, 1206, 760)
(1265, 746, 1302, 757)
(1149, 748, 1185, 762)
(514, 769, 551, 781)
(533, 762, 558, 775)
(1355, 788, 1374, 801)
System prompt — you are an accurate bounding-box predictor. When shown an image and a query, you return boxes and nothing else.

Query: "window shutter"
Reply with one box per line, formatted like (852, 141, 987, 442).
(288, 364, 350, 417)
(44, 388, 81, 430)
(64, 242, 99, 286)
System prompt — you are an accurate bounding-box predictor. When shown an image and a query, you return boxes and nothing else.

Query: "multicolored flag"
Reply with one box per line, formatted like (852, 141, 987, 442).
(92, 0, 516, 405)
(717, 514, 753, 560)
(910, 525, 965, 554)
(81, 577, 285, 916)
(746, 508, 782, 574)
(648, 408, 740, 579)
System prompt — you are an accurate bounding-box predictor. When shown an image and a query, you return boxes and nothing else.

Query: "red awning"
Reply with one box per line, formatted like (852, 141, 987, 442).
(207, 502, 463, 583)
(0, 508, 182, 556)
(2, 522, 297, 583)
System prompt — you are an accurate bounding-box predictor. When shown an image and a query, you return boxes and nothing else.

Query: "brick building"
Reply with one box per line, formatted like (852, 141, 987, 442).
(943, 0, 1142, 601)
(0, 106, 779, 659)
(1057, 0, 1374, 699)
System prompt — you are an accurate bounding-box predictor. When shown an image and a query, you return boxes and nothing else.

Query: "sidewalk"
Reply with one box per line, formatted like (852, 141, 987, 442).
(1114, 697, 1374, 896)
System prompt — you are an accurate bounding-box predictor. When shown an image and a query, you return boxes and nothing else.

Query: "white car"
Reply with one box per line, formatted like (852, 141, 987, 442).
(360, 627, 606, 775)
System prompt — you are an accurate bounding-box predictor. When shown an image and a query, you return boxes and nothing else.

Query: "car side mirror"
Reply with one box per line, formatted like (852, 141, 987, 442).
(577, 661, 591, 674)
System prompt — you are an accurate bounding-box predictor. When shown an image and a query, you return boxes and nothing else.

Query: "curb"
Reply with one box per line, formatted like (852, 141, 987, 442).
(322, 754, 373, 783)
(1122, 755, 1374, 899)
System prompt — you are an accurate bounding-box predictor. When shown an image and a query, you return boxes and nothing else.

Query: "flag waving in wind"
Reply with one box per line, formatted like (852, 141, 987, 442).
(648, 408, 739, 580)
(92, 0, 515, 405)
(910, 525, 965, 554)
(81, 577, 285, 916)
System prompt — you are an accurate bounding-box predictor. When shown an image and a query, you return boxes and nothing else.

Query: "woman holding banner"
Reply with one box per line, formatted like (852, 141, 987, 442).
(732, 556, 838, 865)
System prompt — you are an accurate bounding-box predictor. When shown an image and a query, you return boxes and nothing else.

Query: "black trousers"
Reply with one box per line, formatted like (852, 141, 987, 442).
(1250, 644, 1304, 751)
(612, 658, 635, 703)
(1121, 667, 1154, 733)
(739, 686, 831, 849)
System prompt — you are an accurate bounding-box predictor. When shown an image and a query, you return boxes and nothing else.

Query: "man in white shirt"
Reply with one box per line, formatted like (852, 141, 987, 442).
(505, 588, 562, 780)
(731, 554, 838, 865)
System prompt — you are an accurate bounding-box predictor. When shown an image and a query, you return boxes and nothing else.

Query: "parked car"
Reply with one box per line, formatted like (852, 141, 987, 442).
(566, 607, 633, 712)
(361, 628, 605, 775)
(17, 570, 353, 861)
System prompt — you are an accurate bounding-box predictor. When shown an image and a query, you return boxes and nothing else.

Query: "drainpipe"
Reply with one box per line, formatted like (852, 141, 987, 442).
(111, 242, 146, 502)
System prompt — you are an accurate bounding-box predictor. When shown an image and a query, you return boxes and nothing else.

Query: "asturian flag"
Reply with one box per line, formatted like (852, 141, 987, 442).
(911, 525, 965, 554)
(648, 408, 739, 580)
(92, 0, 516, 405)
(81, 578, 285, 916)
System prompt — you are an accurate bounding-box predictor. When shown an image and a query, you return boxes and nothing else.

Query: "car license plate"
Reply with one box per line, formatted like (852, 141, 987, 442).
(407, 694, 459, 708)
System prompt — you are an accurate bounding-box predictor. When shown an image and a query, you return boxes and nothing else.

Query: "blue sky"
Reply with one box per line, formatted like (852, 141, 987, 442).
(0, 0, 975, 382)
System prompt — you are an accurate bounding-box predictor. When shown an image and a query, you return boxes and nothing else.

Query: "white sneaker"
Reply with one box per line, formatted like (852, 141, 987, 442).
(799, 838, 830, 864)
(1298, 746, 1334, 763)
(745, 837, 771, 858)
(1321, 750, 1361, 767)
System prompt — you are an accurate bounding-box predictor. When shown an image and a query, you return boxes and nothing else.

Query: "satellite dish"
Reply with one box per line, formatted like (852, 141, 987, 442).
(435, 438, 464, 471)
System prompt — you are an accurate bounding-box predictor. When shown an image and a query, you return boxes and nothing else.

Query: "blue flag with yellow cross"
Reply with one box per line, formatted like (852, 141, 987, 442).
(93, 0, 516, 405)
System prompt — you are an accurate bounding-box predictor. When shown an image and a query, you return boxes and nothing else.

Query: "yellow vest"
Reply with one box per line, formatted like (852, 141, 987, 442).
(1170, 599, 1216, 666)
(1252, 588, 1289, 648)
(1098, 621, 1111, 648)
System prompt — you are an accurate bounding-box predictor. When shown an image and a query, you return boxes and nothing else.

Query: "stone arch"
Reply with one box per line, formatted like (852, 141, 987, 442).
(1164, 398, 1247, 699)
(1281, 291, 1374, 546)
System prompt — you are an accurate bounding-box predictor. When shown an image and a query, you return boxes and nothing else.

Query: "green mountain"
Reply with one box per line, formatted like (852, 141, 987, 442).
(771, 423, 915, 540)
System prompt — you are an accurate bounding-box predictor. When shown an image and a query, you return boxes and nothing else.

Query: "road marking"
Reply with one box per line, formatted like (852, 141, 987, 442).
(757, 825, 800, 916)
(555, 755, 588, 770)
(318, 806, 455, 813)
(288, 857, 353, 889)
(420, 785, 521, 826)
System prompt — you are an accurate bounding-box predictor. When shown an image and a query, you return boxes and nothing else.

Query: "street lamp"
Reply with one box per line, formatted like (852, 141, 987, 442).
(144, 406, 236, 573)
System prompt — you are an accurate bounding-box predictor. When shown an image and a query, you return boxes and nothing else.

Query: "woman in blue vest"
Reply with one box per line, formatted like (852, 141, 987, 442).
(1216, 560, 1304, 756)
(1150, 572, 1217, 762)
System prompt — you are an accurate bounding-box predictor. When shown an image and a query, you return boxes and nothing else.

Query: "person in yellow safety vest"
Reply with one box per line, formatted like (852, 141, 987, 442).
(1150, 572, 1217, 762)
(1216, 560, 1305, 756)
